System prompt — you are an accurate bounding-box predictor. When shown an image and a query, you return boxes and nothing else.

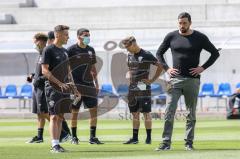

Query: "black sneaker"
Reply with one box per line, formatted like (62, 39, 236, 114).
(60, 133, 71, 143)
(89, 137, 104, 144)
(185, 144, 194, 151)
(51, 145, 65, 153)
(26, 136, 43, 143)
(145, 138, 151, 144)
(123, 138, 139, 144)
(155, 143, 171, 151)
(70, 137, 79, 145)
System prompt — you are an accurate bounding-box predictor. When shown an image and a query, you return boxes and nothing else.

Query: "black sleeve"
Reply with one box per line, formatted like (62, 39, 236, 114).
(201, 34, 220, 69)
(41, 47, 51, 65)
(146, 52, 158, 66)
(67, 46, 73, 58)
(156, 33, 171, 70)
(91, 48, 97, 64)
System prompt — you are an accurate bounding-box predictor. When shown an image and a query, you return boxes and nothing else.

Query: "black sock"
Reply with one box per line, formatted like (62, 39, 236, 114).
(62, 120, 71, 135)
(133, 129, 139, 140)
(71, 127, 77, 138)
(146, 129, 152, 140)
(90, 126, 96, 138)
(37, 128, 44, 139)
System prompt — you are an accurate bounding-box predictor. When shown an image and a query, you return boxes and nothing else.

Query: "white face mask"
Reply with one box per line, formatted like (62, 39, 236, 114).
(33, 44, 42, 53)
(82, 36, 90, 45)
(33, 44, 37, 50)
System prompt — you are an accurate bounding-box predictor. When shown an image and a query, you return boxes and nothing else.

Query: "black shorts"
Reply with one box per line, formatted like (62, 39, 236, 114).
(72, 96, 98, 109)
(32, 87, 48, 114)
(45, 82, 72, 115)
(128, 90, 152, 113)
(72, 83, 98, 109)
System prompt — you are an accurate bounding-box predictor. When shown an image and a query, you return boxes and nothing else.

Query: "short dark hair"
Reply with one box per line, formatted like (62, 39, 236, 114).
(34, 33, 48, 42)
(48, 31, 55, 40)
(178, 12, 191, 22)
(77, 28, 89, 36)
(54, 25, 69, 32)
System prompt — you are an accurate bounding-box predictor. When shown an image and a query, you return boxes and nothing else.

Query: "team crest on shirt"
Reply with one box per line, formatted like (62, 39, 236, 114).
(88, 51, 93, 55)
(138, 56, 143, 62)
(49, 100, 55, 106)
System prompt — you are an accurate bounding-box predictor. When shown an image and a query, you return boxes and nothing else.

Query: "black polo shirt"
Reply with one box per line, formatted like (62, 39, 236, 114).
(67, 44, 97, 85)
(41, 44, 69, 83)
(128, 49, 158, 89)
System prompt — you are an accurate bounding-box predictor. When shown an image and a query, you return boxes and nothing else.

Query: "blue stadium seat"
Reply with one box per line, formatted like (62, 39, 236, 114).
(116, 84, 128, 96)
(214, 83, 232, 97)
(0, 86, 2, 96)
(198, 83, 215, 97)
(210, 83, 232, 111)
(4, 84, 18, 98)
(99, 84, 115, 97)
(151, 83, 164, 96)
(19, 84, 32, 99)
(0, 86, 7, 98)
(236, 83, 240, 89)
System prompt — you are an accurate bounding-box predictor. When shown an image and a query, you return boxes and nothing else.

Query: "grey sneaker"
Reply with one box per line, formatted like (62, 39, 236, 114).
(51, 145, 65, 153)
(123, 138, 139, 144)
(89, 137, 104, 144)
(185, 144, 194, 151)
(155, 143, 171, 151)
(70, 137, 79, 145)
(26, 136, 43, 143)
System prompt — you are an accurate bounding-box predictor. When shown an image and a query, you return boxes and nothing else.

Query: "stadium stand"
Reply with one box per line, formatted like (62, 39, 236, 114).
(0, 0, 34, 8)
(0, 13, 14, 24)
(0, 0, 240, 114)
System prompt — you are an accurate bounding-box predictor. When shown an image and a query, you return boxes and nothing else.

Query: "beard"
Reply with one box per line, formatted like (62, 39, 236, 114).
(180, 27, 190, 33)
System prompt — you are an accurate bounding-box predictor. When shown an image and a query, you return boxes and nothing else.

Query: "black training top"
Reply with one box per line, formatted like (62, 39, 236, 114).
(41, 44, 69, 83)
(33, 53, 45, 88)
(67, 44, 97, 85)
(128, 49, 158, 88)
(33, 54, 43, 82)
(156, 30, 220, 78)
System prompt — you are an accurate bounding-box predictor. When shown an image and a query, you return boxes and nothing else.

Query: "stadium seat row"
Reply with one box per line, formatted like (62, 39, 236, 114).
(1, 82, 238, 100)
(0, 84, 32, 99)
(0, 83, 165, 99)
(199, 82, 240, 98)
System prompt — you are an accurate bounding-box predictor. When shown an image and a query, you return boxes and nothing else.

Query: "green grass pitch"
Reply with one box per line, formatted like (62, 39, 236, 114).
(0, 119, 240, 159)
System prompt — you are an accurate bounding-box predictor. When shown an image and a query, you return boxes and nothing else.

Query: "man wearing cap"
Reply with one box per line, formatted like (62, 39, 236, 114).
(67, 28, 103, 145)
(47, 31, 55, 45)
(121, 36, 163, 144)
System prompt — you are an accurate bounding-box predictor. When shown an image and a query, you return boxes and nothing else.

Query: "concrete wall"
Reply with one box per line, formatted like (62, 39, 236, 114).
(0, 14, 14, 24)
(34, 0, 240, 8)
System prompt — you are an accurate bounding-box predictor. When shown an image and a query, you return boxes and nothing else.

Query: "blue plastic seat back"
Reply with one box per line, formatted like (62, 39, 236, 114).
(151, 83, 164, 96)
(101, 84, 113, 93)
(20, 84, 33, 97)
(117, 84, 128, 96)
(99, 84, 113, 96)
(200, 83, 214, 96)
(217, 83, 232, 96)
(5, 84, 17, 97)
(236, 83, 240, 89)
